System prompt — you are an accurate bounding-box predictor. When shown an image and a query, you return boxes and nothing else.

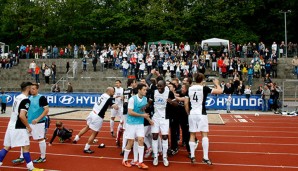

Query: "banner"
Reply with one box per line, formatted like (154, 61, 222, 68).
(205, 95, 262, 110)
(5, 92, 262, 110)
(5, 92, 102, 108)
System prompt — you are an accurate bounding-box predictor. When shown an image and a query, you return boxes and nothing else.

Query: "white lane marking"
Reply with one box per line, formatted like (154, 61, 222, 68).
(0, 165, 60, 171)
(234, 115, 242, 118)
(238, 119, 248, 122)
(6, 150, 298, 169)
(250, 119, 255, 122)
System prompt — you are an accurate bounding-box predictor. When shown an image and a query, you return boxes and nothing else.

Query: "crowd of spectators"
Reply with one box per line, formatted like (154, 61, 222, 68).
(2, 41, 297, 102)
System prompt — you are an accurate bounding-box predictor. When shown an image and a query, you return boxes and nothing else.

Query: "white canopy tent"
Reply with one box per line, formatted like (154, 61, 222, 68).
(201, 38, 229, 51)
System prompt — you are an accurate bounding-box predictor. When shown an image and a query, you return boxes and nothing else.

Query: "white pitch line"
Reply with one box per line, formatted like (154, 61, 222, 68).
(6, 150, 298, 169)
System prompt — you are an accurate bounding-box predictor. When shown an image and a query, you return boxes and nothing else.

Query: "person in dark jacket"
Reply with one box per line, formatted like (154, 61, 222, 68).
(49, 121, 73, 145)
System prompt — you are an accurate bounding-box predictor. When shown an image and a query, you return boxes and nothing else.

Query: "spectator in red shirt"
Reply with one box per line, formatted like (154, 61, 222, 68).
(60, 48, 64, 58)
(34, 46, 39, 59)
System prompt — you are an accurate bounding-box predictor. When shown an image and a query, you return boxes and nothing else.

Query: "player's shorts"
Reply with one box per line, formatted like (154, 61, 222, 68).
(111, 107, 123, 118)
(30, 123, 45, 140)
(188, 114, 209, 133)
(86, 112, 103, 132)
(4, 129, 30, 148)
(125, 124, 144, 139)
(151, 117, 169, 135)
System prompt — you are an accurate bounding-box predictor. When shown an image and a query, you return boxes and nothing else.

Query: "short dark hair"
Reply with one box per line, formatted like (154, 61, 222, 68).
(115, 80, 121, 83)
(20, 82, 32, 91)
(168, 82, 177, 89)
(56, 121, 63, 127)
(32, 83, 39, 89)
(184, 76, 193, 85)
(127, 79, 135, 87)
(137, 83, 146, 91)
(194, 73, 205, 83)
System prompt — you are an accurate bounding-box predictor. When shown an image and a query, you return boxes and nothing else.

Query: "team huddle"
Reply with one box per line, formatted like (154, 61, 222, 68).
(0, 70, 222, 170)
(72, 70, 222, 169)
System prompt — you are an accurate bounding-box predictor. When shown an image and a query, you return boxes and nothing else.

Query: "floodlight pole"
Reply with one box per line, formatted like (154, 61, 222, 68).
(280, 10, 291, 58)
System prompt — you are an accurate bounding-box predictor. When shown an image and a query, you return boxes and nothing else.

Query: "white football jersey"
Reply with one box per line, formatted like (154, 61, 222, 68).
(114, 87, 124, 105)
(153, 89, 170, 118)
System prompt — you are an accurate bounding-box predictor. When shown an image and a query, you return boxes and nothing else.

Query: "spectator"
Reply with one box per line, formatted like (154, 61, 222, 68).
(34, 46, 39, 59)
(82, 57, 87, 72)
(35, 65, 40, 84)
(66, 82, 73, 93)
(139, 60, 145, 79)
(262, 85, 270, 112)
(291, 56, 298, 78)
(223, 83, 233, 94)
(29, 60, 36, 78)
(242, 62, 248, 81)
(247, 64, 254, 86)
(52, 84, 60, 93)
(51, 62, 57, 84)
(66, 61, 70, 73)
(226, 94, 232, 113)
(165, 70, 171, 82)
(53, 45, 58, 58)
(264, 74, 272, 85)
(244, 85, 252, 99)
(253, 62, 261, 78)
(269, 86, 279, 113)
(211, 53, 217, 72)
(92, 56, 98, 72)
(0, 90, 8, 114)
(260, 59, 266, 78)
(44, 65, 51, 84)
(265, 60, 271, 76)
(256, 85, 263, 95)
(41, 62, 46, 77)
(175, 61, 181, 80)
(271, 59, 278, 78)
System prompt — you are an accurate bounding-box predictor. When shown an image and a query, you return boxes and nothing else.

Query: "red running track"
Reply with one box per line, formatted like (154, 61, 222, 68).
(0, 114, 298, 171)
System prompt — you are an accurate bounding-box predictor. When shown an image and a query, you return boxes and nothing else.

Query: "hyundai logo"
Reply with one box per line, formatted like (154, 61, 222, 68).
(59, 95, 75, 105)
(205, 97, 215, 106)
(157, 98, 164, 103)
(7, 95, 13, 103)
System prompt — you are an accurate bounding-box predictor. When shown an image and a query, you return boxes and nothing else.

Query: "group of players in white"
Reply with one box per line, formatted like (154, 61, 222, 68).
(71, 69, 223, 169)
(0, 70, 222, 170)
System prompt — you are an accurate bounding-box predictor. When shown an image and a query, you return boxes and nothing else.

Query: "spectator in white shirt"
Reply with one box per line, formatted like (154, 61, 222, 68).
(139, 60, 145, 79)
(29, 60, 36, 78)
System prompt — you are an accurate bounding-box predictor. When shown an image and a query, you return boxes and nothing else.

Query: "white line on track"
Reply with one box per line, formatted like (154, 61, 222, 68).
(1, 137, 298, 147)
(0, 165, 61, 171)
(249, 119, 254, 122)
(5, 150, 298, 169)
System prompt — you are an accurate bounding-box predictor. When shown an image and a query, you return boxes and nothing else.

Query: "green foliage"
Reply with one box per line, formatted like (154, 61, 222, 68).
(0, 0, 297, 48)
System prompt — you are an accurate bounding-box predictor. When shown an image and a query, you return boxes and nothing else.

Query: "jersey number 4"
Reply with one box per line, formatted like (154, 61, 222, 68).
(193, 92, 198, 102)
